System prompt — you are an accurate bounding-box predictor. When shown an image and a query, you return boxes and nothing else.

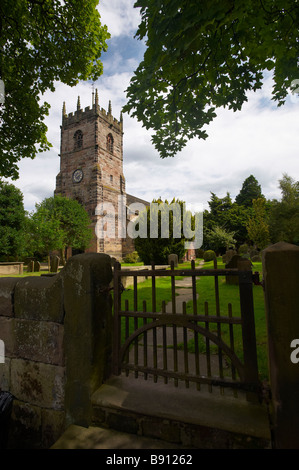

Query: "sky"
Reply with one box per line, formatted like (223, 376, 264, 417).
(6, 0, 299, 214)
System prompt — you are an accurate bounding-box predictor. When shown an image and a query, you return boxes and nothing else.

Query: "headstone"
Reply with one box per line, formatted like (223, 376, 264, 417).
(225, 249, 237, 265)
(237, 258, 252, 271)
(34, 261, 41, 272)
(50, 255, 60, 273)
(225, 254, 242, 285)
(168, 254, 178, 267)
(27, 260, 34, 273)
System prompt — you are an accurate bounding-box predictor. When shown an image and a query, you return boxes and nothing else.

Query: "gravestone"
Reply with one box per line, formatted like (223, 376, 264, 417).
(27, 260, 34, 273)
(50, 255, 60, 273)
(224, 249, 237, 265)
(237, 258, 252, 271)
(225, 254, 242, 285)
(168, 254, 178, 267)
(34, 261, 41, 272)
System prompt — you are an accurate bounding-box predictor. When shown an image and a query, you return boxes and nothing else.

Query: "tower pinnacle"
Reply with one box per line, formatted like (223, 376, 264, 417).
(62, 101, 67, 118)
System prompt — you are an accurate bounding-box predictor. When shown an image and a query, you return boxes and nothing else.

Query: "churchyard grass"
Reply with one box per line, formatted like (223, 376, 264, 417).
(0, 271, 53, 277)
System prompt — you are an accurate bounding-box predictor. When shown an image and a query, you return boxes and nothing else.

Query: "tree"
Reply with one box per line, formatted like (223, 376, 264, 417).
(203, 191, 251, 246)
(0, 0, 110, 179)
(246, 198, 270, 249)
(208, 192, 233, 218)
(278, 173, 299, 204)
(0, 181, 26, 259)
(268, 174, 299, 245)
(31, 195, 93, 265)
(133, 198, 188, 264)
(29, 205, 65, 263)
(205, 225, 236, 255)
(235, 175, 263, 207)
(124, 0, 298, 158)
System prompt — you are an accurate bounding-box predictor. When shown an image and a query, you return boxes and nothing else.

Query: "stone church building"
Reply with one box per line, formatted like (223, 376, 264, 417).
(54, 89, 149, 260)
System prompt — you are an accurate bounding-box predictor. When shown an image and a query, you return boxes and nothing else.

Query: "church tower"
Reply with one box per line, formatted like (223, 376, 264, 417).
(55, 90, 126, 258)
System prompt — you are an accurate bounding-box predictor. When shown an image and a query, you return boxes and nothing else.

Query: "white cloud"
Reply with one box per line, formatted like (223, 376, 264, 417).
(98, 0, 141, 38)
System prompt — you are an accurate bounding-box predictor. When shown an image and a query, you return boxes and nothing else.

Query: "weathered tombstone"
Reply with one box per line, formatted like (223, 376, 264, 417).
(50, 255, 60, 273)
(225, 254, 242, 284)
(27, 260, 34, 273)
(168, 253, 178, 267)
(225, 249, 237, 265)
(34, 261, 41, 272)
(237, 258, 252, 271)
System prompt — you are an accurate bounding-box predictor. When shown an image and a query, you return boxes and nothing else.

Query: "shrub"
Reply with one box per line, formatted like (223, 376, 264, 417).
(123, 251, 140, 263)
(238, 243, 249, 255)
(249, 249, 259, 258)
(203, 250, 216, 261)
(196, 248, 204, 258)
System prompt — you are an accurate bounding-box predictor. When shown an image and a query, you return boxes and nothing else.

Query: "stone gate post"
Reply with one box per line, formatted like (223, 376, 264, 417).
(262, 242, 299, 449)
(62, 253, 113, 428)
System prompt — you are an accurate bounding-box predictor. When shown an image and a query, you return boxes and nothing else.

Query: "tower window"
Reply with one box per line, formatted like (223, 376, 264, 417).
(106, 133, 114, 153)
(110, 175, 113, 184)
(74, 130, 83, 150)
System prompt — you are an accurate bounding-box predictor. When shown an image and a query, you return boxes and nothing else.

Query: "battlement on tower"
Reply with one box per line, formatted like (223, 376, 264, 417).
(62, 90, 123, 131)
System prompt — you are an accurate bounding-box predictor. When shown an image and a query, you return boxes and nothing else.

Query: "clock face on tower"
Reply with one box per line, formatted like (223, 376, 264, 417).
(72, 169, 83, 183)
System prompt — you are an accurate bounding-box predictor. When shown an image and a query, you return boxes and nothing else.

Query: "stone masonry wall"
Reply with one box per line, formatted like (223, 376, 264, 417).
(0, 253, 113, 449)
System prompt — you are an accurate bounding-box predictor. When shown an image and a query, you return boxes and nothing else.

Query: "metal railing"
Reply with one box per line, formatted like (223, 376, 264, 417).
(112, 260, 261, 402)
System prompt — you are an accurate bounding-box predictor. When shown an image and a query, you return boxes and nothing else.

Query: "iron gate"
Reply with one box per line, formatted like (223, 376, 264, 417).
(112, 259, 262, 402)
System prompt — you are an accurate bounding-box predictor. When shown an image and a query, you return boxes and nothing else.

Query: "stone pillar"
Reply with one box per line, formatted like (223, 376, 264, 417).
(262, 242, 299, 449)
(62, 253, 113, 428)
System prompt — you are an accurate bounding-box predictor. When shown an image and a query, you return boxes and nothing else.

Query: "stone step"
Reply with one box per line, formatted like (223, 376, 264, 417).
(51, 424, 188, 450)
(90, 375, 272, 449)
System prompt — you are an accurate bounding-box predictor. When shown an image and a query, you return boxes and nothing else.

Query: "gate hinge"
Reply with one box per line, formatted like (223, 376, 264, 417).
(252, 271, 265, 289)
(98, 282, 128, 294)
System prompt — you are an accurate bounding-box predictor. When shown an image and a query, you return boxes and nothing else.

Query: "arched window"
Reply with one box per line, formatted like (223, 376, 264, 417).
(106, 133, 114, 153)
(74, 130, 83, 150)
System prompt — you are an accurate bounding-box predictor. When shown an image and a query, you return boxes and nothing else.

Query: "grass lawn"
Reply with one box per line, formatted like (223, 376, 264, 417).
(0, 271, 54, 277)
